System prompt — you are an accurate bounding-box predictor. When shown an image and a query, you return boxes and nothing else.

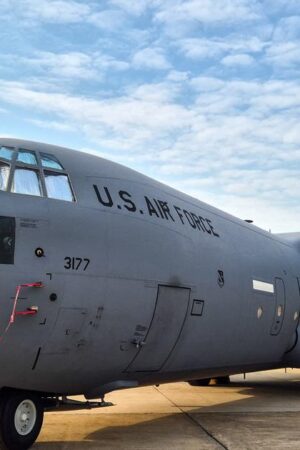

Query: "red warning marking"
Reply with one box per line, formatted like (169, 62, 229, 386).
(15, 310, 38, 317)
(0, 282, 43, 342)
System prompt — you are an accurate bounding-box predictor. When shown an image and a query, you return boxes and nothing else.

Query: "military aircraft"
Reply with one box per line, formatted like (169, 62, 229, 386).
(0, 137, 299, 449)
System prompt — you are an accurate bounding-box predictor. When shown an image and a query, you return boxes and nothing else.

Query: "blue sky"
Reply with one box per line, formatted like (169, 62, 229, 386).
(0, 0, 299, 232)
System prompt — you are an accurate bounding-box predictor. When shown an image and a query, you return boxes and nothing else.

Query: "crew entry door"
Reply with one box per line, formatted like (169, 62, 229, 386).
(126, 285, 190, 372)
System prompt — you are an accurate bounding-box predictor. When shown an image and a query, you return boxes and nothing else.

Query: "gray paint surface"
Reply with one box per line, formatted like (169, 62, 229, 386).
(126, 286, 190, 372)
(0, 138, 299, 398)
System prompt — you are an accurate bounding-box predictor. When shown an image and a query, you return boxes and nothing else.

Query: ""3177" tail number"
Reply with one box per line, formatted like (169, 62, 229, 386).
(64, 257, 90, 271)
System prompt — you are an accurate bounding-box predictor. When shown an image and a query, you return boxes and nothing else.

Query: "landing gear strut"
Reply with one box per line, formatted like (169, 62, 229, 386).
(0, 390, 44, 450)
(188, 376, 231, 386)
(189, 378, 211, 386)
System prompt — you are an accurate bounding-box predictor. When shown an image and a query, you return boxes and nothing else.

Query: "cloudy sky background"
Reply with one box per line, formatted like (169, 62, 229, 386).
(0, 0, 299, 232)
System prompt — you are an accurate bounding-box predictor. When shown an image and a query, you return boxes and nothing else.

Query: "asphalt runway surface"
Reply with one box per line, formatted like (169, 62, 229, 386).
(35, 369, 300, 449)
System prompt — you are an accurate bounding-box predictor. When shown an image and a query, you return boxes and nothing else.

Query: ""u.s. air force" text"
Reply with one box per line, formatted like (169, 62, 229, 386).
(93, 185, 219, 238)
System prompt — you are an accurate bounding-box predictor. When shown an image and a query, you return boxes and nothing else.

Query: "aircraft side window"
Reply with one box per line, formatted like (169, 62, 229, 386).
(0, 161, 10, 191)
(0, 216, 15, 265)
(11, 168, 43, 197)
(0, 146, 15, 161)
(41, 153, 64, 170)
(17, 149, 38, 166)
(44, 171, 74, 202)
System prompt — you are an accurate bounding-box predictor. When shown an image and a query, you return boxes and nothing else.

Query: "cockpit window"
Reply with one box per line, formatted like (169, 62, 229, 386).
(0, 162, 10, 191)
(0, 146, 75, 202)
(12, 168, 42, 197)
(17, 149, 38, 166)
(44, 171, 74, 201)
(0, 146, 15, 161)
(41, 153, 64, 170)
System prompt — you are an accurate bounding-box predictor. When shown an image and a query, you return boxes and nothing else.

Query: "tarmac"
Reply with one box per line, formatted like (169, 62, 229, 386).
(35, 369, 300, 449)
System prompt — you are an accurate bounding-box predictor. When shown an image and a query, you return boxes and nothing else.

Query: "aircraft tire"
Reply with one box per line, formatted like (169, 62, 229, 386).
(188, 378, 211, 386)
(0, 390, 44, 450)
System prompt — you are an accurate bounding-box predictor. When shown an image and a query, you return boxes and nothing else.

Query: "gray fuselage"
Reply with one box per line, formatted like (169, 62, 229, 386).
(0, 138, 299, 399)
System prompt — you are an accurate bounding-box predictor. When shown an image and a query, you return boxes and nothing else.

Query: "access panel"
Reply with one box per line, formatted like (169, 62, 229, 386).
(126, 285, 190, 372)
(41, 307, 88, 355)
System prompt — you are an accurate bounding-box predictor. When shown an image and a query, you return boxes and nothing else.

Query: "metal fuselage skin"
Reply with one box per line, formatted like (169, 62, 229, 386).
(0, 138, 299, 398)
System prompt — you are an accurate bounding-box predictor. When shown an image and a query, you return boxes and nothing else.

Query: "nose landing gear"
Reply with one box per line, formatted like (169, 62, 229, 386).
(0, 390, 44, 450)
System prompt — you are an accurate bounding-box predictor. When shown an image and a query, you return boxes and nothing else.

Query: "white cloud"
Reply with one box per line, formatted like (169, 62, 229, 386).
(178, 38, 227, 59)
(3, 76, 297, 222)
(0, 0, 10, 13)
(179, 188, 300, 233)
(177, 36, 267, 60)
(0, 80, 191, 148)
(273, 16, 300, 41)
(0, 0, 127, 29)
(262, 0, 300, 15)
(155, 0, 262, 25)
(221, 53, 255, 66)
(132, 47, 171, 70)
(88, 9, 127, 30)
(266, 41, 300, 68)
(1, 76, 299, 166)
(0, 64, 299, 233)
(127, 82, 181, 103)
(29, 52, 98, 79)
(28, 118, 75, 132)
(15, 0, 91, 23)
(190, 76, 225, 92)
(109, 0, 153, 15)
(8, 51, 129, 81)
(190, 78, 300, 115)
(94, 54, 129, 71)
(167, 71, 190, 82)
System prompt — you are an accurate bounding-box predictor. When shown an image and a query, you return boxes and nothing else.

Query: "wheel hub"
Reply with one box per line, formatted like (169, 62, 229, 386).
(14, 400, 37, 436)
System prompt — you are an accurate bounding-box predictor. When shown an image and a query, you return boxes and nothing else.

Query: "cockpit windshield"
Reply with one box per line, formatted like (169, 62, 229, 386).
(0, 146, 14, 161)
(41, 153, 64, 171)
(12, 168, 42, 197)
(0, 146, 75, 202)
(17, 149, 38, 165)
(0, 161, 10, 191)
(44, 171, 74, 201)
